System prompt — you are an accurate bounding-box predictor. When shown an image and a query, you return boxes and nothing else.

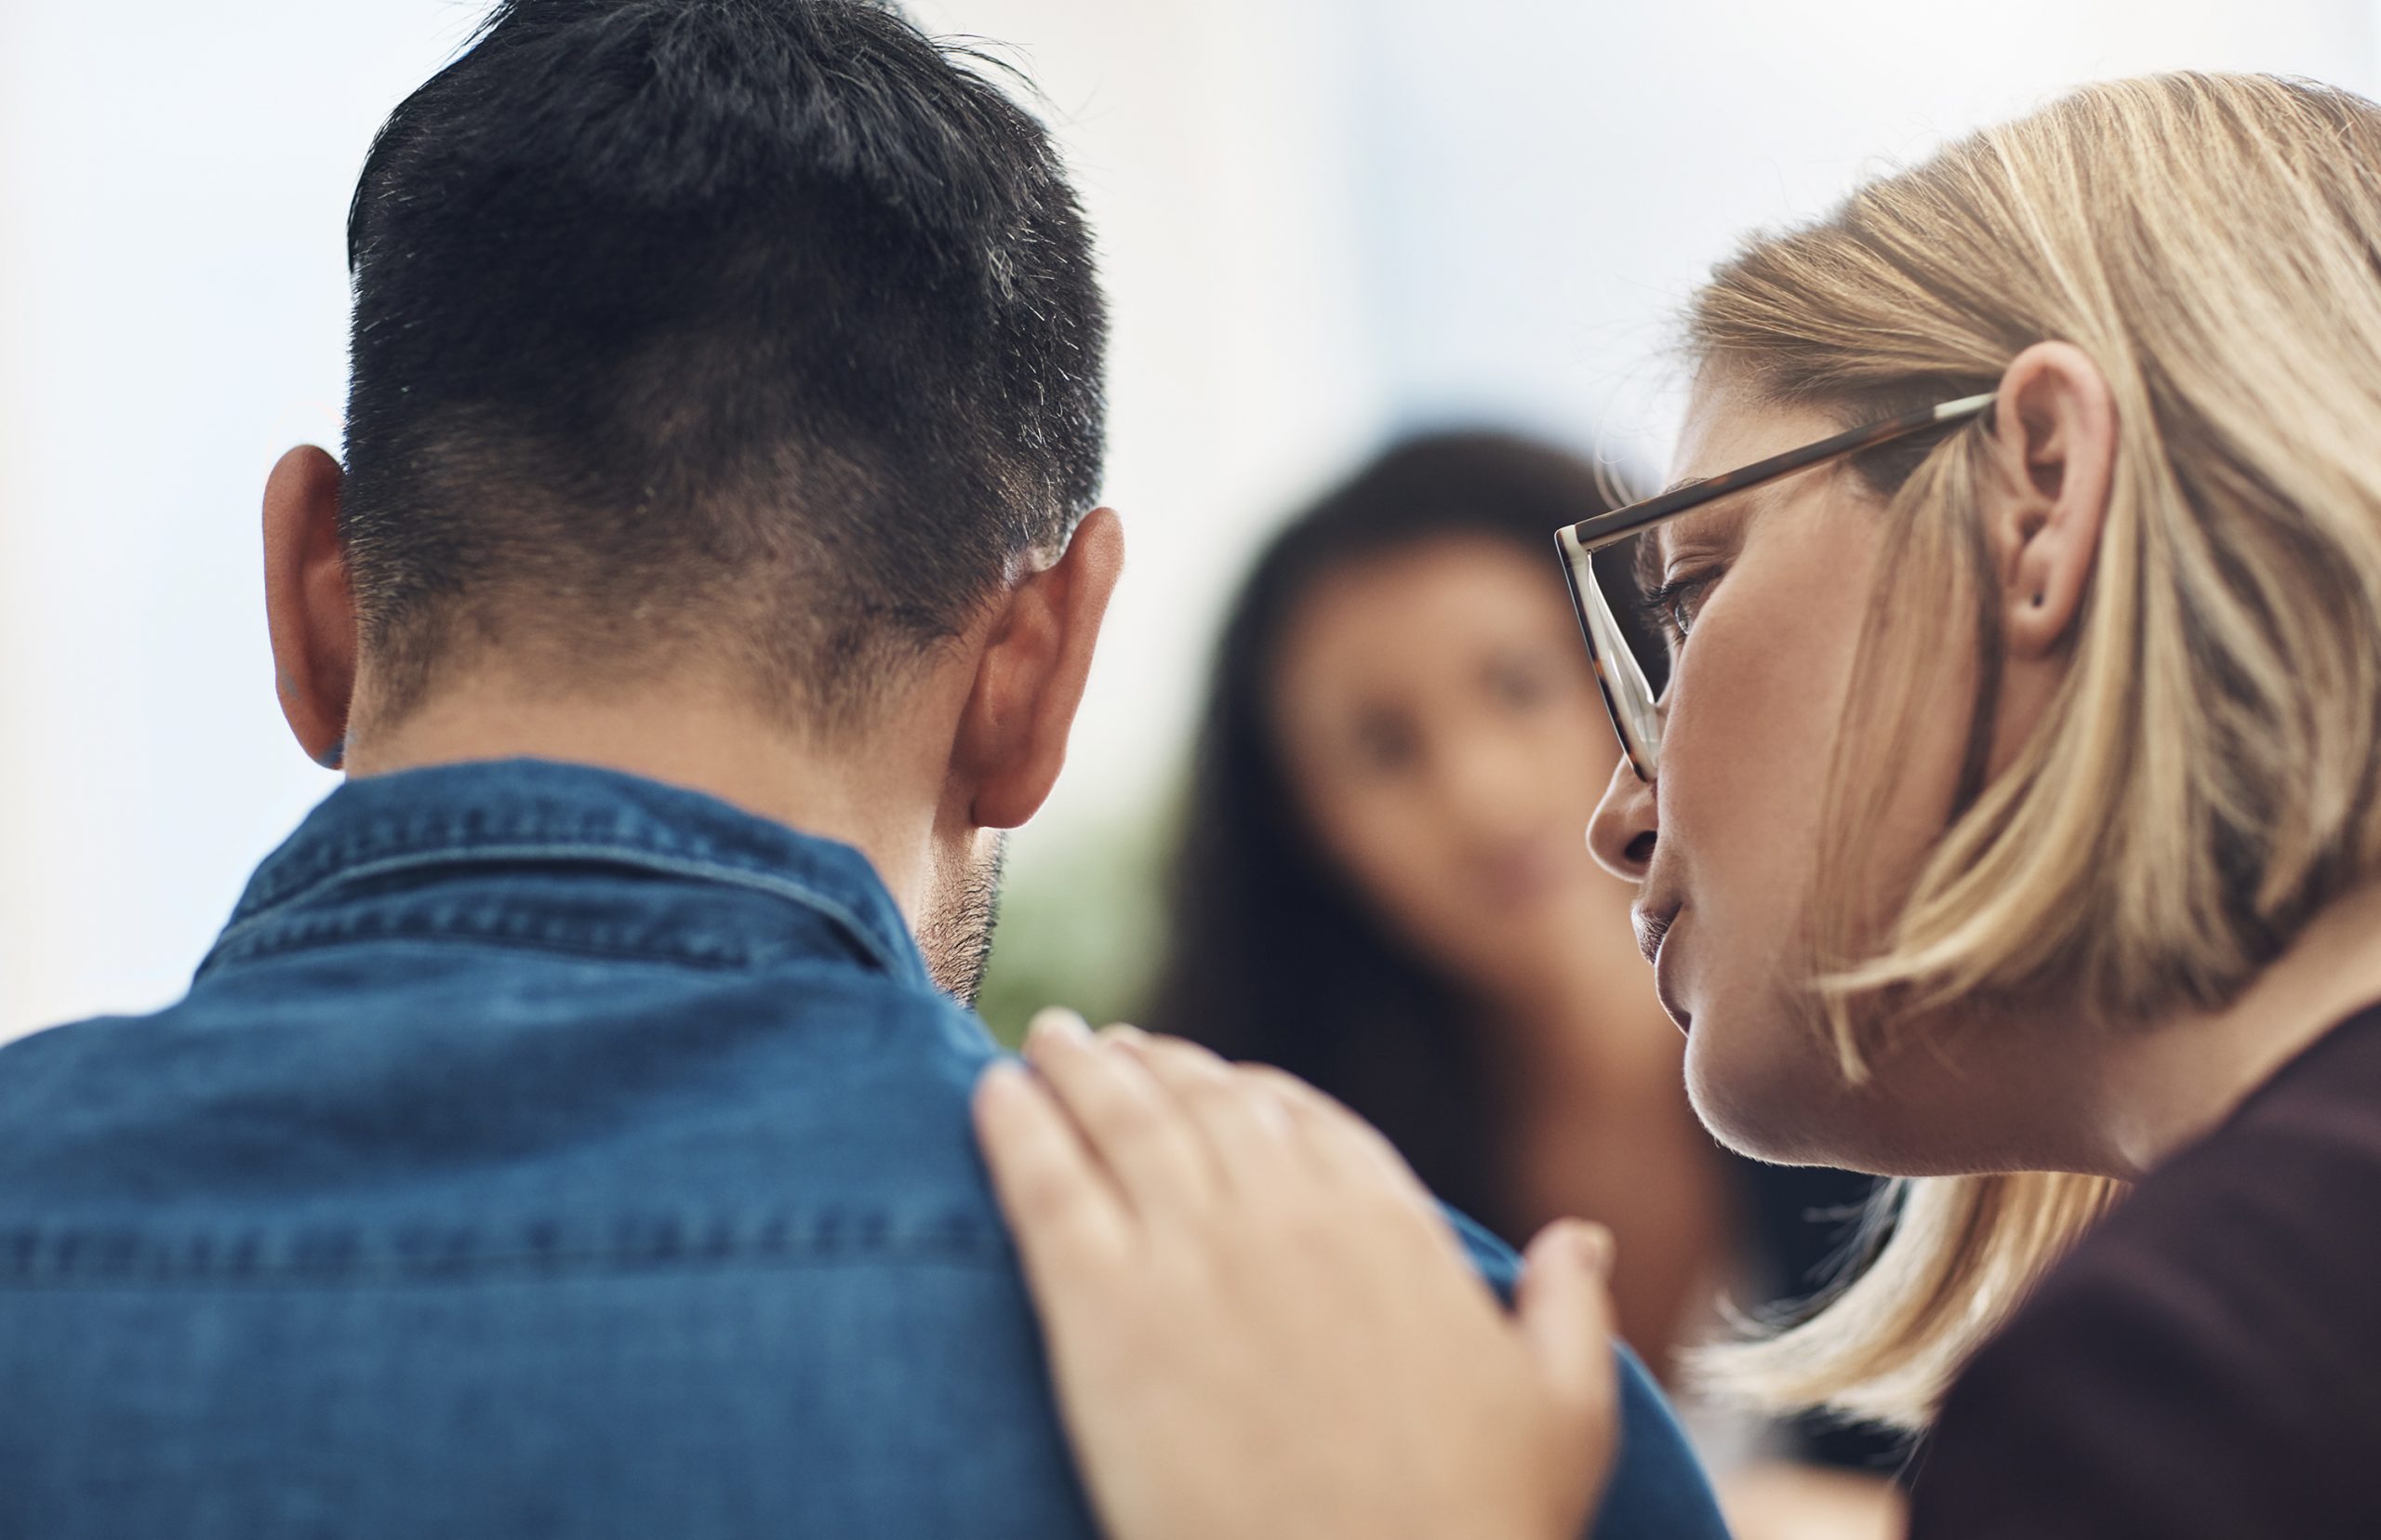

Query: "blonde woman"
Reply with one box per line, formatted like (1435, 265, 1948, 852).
(972, 72, 2381, 1539)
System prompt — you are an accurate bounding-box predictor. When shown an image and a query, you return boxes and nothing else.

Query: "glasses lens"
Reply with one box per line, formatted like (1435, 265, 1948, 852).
(1559, 529, 1663, 779)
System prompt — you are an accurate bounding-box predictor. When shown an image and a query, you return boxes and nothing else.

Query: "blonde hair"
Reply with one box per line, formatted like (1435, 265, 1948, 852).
(1689, 73, 2381, 1427)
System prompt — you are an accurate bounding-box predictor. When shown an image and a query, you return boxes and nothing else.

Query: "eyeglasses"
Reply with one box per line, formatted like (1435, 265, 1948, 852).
(1556, 392, 1996, 781)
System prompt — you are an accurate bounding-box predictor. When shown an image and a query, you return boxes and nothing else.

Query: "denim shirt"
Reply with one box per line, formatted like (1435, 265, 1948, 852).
(0, 760, 1726, 1539)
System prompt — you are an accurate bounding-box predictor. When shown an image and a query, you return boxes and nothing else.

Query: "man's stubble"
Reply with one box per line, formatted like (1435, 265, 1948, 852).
(918, 830, 1007, 1007)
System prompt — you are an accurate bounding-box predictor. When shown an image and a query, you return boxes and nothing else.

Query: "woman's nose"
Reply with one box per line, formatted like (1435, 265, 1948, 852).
(1586, 752, 1657, 881)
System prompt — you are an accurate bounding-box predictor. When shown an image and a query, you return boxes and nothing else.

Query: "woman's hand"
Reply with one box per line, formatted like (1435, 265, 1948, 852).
(972, 1010, 1621, 1540)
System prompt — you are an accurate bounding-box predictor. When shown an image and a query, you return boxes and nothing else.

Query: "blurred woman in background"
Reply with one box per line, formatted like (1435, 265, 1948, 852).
(1147, 433, 1730, 1374)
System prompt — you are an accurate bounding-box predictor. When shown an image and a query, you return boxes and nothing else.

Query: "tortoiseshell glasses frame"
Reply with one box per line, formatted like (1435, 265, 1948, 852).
(1555, 392, 1997, 782)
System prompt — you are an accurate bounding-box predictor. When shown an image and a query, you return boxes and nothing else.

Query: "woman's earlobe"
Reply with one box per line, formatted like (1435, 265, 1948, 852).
(2006, 556, 2079, 658)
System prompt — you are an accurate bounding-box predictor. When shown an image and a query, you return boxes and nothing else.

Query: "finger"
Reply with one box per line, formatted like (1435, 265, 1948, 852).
(973, 1060, 1133, 1284)
(1112, 1033, 1295, 1192)
(1227, 1063, 1474, 1280)
(1244, 1064, 1437, 1205)
(1019, 1009, 1217, 1215)
(1518, 1220, 1621, 1422)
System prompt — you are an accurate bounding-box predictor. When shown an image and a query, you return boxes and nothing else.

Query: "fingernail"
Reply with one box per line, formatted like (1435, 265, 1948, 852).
(1575, 1223, 1614, 1278)
(1027, 1007, 1091, 1046)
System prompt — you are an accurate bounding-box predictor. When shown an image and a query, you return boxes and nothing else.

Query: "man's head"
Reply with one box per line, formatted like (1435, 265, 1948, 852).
(260, 0, 1121, 999)
(343, 0, 1104, 725)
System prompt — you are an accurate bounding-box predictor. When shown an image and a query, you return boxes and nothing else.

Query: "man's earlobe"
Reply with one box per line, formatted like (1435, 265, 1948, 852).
(262, 445, 361, 770)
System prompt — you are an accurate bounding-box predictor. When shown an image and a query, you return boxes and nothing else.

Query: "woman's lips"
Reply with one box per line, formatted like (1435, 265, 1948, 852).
(1637, 904, 1691, 1036)
(1631, 904, 1674, 967)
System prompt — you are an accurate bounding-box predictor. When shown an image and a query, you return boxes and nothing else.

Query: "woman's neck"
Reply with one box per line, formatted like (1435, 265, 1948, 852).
(2093, 878, 2381, 1178)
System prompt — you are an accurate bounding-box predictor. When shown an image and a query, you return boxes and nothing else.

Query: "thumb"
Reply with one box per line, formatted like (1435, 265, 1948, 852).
(1518, 1219, 1620, 1417)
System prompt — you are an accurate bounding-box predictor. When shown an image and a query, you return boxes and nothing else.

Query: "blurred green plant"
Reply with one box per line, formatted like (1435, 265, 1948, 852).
(975, 802, 1173, 1048)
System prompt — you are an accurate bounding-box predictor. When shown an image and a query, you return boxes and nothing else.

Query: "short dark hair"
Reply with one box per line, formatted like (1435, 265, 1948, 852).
(339, 0, 1107, 726)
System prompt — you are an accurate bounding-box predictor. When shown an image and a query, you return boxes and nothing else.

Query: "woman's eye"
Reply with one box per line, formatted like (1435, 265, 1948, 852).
(1642, 569, 1722, 651)
(1486, 655, 1557, 711)
(1350, 715, 1419, 774)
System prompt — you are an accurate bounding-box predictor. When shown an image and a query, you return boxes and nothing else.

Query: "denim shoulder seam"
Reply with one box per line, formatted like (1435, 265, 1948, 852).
(0, 1251, 1012, 1293)
(204, 842, 904, 980)
(201, 924, 780, 977)
(0, 1210, 1014, 1288)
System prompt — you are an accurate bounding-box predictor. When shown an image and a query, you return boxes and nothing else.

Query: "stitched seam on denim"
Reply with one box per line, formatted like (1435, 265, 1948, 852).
(202, 911, 809, 976)
(0, 1253, 1013, 1292)
(0, 1214, 1008, 1286)
(202, 928, 780, 976)
(209, 843, 901, 977)
(236, 803, 776, 913)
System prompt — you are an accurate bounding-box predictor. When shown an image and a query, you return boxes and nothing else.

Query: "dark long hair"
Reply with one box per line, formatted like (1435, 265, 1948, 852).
(1147, 431, 1639, 1239)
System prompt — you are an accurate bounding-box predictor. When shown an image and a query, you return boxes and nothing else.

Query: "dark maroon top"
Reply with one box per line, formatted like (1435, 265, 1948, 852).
(1909, 1001, 2381, 1538)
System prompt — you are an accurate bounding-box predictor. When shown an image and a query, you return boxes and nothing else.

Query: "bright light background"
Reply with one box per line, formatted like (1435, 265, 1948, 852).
(3, 0, 2375, 1039)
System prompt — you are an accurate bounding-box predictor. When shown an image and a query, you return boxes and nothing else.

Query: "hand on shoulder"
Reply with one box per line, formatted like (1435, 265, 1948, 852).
(973, 1009, 1620, 1540)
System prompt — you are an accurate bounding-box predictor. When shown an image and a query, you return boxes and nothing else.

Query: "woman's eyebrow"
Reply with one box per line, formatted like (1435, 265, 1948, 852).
(1635, 524, 1668, 594)
(1650, 487, 1772, 578)
(1629, 480, 1711, 592)
(1626, 460, 1784, 591)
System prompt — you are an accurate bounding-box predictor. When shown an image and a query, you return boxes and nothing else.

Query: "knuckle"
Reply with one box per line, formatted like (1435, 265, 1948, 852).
(1155, 1034, 1230, 1070)
(1004, 1153, 1088, 1223)
(1063, 1065, 1156, 1137)
(1243, 1065, 1308, 1098)
(1180, 1068, 1248, 1116)
(1097, 1096, 1176, 1156)
(1149, 1037, 1231, 1088)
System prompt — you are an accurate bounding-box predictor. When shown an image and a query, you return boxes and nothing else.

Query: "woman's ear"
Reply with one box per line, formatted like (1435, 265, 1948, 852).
(1985, 341, 2119, 659)
(951, 508, 1126, 830)
(262, 445, 359, 770)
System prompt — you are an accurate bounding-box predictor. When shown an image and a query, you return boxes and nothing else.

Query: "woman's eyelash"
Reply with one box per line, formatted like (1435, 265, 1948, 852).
(1638, 569, 1723, 645)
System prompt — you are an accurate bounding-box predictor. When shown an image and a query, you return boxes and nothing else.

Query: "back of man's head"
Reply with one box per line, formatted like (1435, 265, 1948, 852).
(339, 0, 1106, 732)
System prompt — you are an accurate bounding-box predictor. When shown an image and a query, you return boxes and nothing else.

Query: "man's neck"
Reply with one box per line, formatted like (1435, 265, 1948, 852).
(343, 680, 945, 921)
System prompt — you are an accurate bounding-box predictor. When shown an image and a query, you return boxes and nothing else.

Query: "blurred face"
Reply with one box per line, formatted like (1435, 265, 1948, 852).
(1588, 382, 2006, 1171)
(1271, 536, 1630, 1000)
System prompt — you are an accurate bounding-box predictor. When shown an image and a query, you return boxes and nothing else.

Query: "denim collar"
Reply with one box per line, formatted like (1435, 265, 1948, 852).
(198, 758, 927, 989)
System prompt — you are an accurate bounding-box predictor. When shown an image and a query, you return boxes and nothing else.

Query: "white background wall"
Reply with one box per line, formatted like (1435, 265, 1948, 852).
(3, 0, 2374, 1039)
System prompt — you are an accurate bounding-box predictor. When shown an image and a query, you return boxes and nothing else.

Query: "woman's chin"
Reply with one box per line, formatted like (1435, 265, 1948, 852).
(1682, 1006, 1891, 1170)
(1684, 1032, 2015, 1176)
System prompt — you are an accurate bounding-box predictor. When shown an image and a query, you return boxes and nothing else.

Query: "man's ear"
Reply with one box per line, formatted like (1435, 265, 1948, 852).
(1985, 340, 2119, 659)
(952, 507, 1125, 830)
(262, 445, 358, 770)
